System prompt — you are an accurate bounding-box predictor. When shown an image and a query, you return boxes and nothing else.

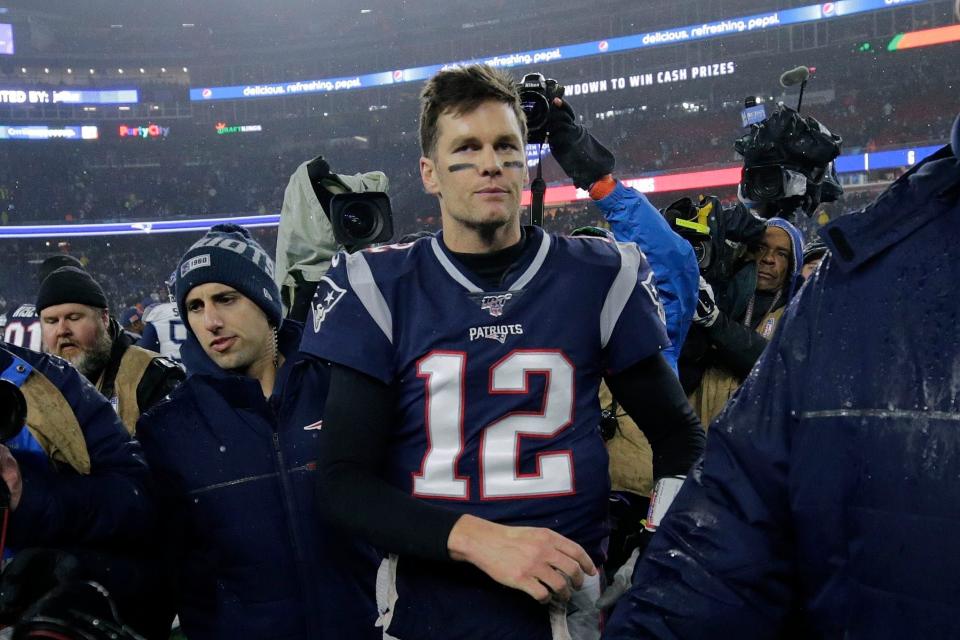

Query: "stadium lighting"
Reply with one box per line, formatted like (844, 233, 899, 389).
(139, 68, 145, 73)
(182, 23, 195, 27)
(118, 68, 124, 74)
(43, 68, 49, 74)
(19, 67, 24, 73)
(89, 68, 95, 74)
(182, 67, 188, 72)
(361, 9, 372, 13)
(160, 67, 166, 73)
(66, 68, 72, 74)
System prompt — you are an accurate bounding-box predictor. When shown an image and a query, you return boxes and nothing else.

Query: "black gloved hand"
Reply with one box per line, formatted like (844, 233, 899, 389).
(692, 276, 719, 328)
(545, 98, 615, 190)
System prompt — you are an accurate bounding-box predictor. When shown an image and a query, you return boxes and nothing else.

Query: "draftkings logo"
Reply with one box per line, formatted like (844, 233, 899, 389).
(469, 324, 524, 344)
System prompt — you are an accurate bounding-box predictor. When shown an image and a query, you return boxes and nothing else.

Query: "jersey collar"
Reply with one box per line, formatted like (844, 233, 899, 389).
(431, 226, 552, 293)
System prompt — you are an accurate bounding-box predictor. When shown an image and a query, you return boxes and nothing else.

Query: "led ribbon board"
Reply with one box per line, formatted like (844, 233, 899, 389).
(0, 88, 138, 105)
(190, 0, 929, 102)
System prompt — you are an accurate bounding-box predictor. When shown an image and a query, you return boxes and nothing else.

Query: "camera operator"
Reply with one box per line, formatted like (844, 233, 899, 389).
(604, 12, 960, 632)
(684, 217, 804, 424)
(0, 341, 164, 637)
(669, 104, 841, 425)
(274, 156, 388, 322)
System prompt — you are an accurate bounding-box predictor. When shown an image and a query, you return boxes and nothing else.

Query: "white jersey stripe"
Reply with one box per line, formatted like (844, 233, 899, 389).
(509, 232, 551, 292)
(600, 242, 642, 349)
(429, 238, 483, 293)
(346, 251, 394, 344)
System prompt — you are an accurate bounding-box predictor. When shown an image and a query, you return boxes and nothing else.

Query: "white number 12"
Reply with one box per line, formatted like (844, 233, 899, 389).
(413, 350, 575, 500)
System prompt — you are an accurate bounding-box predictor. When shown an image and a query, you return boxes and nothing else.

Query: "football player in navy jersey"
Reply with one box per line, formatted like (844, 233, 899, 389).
(303, 64, 705, 640)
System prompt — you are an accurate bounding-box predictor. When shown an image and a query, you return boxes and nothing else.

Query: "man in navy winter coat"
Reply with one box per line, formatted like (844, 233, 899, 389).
(602, 113, 960, 638)
(137, 224, 378, 639)
(0, 341, 162, 634)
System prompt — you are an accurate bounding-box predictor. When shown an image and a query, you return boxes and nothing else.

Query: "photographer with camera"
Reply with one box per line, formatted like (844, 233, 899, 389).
(275, 156, 390, 323)
(0, 341, 163, 637)
(604, 3, 960, 625)
(135, 224, 378, 639)
(305, 64, 703, 640)
(667, 103, 842, 425)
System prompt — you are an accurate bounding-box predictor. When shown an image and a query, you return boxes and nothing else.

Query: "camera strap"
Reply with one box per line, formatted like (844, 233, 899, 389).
(530, 145, 547, 227)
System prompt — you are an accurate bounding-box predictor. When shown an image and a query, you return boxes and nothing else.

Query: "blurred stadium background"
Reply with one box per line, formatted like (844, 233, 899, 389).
(0, 0, 955, 313)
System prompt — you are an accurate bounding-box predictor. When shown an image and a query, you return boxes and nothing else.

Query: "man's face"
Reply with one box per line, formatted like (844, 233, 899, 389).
(756, 227, 793, 292)
(420, 100, 528, 239)
(40, 303, 112, 378)
(185, 282, 273, 374)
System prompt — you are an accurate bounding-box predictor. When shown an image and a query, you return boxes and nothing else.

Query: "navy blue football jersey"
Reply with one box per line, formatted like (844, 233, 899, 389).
(2, 304, 42, 352)
(302, 226, 668, 560)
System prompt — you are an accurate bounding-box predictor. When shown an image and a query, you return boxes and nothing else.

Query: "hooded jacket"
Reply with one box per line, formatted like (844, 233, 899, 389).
(136, 321, 379, 640)
(604, 117, 960, 639)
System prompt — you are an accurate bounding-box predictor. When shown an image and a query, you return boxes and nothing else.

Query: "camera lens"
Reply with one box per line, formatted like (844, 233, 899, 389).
(341, 202, 381, 241)
(519, 91, 549, 134)
(745, 166, 785, 202)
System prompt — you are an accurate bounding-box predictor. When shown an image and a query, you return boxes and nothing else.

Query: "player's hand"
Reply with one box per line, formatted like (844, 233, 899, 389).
(447, 514, 596, 604)
(0, 445, 22, 510)
(546, 97, 615, 190)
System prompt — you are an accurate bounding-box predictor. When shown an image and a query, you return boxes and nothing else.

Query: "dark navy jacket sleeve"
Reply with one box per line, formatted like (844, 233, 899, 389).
(7, 349, 155, 548)
(603, 285, 806, 639)
(595, 182, 700, 374)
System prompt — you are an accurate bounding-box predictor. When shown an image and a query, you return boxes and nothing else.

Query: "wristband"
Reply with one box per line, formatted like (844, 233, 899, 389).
(589, 175, 617, 201)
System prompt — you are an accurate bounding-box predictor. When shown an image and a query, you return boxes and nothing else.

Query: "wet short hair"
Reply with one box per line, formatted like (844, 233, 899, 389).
(418, 64, 527, 158)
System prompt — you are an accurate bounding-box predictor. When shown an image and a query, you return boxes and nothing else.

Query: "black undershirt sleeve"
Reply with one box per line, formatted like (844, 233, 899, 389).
(605, 353, 706, 479)
(315, 362, 462, 562)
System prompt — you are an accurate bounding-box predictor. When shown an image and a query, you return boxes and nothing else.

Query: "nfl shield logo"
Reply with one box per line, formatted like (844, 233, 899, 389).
(480, 293, 512, 318)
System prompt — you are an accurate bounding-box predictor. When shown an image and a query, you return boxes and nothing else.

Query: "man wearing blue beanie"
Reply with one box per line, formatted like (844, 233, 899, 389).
(136, 223, 378, 639)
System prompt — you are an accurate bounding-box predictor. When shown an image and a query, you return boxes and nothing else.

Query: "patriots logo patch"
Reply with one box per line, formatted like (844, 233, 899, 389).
(312, 276, 347, 333)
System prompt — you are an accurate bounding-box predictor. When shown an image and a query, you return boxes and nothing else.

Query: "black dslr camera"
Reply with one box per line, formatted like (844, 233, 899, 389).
(516, 73, 565, 144)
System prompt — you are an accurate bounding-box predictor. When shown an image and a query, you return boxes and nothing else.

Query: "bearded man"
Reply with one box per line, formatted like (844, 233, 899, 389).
(37, 266, 183, 433)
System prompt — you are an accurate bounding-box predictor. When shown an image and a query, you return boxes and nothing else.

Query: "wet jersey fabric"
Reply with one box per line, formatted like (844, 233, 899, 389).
(301, 226, 668, 638)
